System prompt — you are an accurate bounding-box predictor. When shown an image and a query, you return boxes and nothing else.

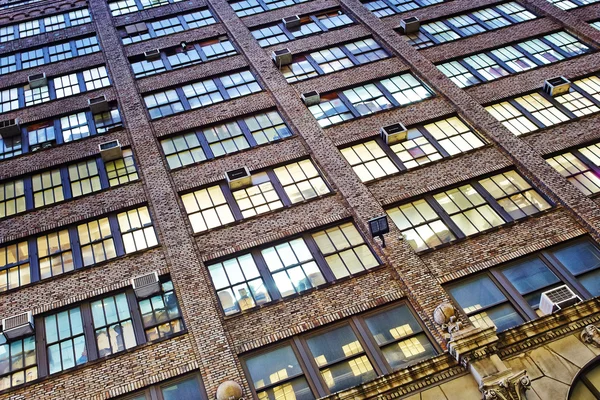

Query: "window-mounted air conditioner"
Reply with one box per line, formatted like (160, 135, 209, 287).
(272, 49, 293, 66)
(0, 118, 20, 138)
(543, 76, 571, 97)
(282, 15, 301, 29)
(225, 167, 252, 190)
(400, 16, 420, 34)
(2, 312, 34, 341)
(144, 49, 161, 60)
(539, 285, 581, 315)
(380, 122, 408, 145)
(301, 91, 320, 106)
(88, 95, 109, 114)
(132, 271, 161, 299)
(28, 72, 47, 89)
(99, 139, 123, 162)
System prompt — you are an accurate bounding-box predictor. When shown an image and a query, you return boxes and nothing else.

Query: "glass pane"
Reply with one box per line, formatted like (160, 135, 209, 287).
(579, 269, 600, 297)
(569, 381, 596, 400)
(448, 275, 508, 313)
(257, 377, 315, 400)
(364, 305, 423, 345)
(246, 346, 302, 389)
(161, 376, 203, 400)
(380, 333, 436, 370)
(501, 258, 560, 295)
(470, 304, 524, 332)
(306, 325, 363, 367)
(552, 241, 600, 276)
(319, 355, 376, 393)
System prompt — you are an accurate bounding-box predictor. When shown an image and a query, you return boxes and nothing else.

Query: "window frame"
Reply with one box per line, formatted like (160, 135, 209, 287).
(546, 141, 600, 196)
(0, 9, 91, 44)
(117, 372, 209, 400)
(108, 0, 184, 16)
(361, 0, 445, 18)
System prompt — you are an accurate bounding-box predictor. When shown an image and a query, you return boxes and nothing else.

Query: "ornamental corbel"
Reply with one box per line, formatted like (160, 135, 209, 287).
(581, 324, 600, 347)
(481, 372, 531, 400)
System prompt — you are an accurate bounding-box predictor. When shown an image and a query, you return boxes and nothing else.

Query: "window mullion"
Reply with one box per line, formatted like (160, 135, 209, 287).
(486, 51, 517, 74)
(471, 180, 513, 222)
(310, 15, 328, 32)
(28, 236, 40, 283)
(35, 315, 48, 378)
(220, 181, 244, 221)
(96, 156, 110, 189)
(237, 118, 259, 147)
(174, 87, 191, 111)
(457, 59, 488, 84)
(571, 80, 600, 107)
(538, 90, 578, 119)
(374, 81, 400, 108)
(293, 336, 328, 398)
(337, 91, 362, 118)
(493, 7, 520, 24)
(125, 289, 148, 346)
(279, 23, 296, 40)
(338, 45, 361, 66)
(108, 213, 126, 256)
(489, 268, 537, 320)
(418, 125, 450, 158)
(303, 54, 326, 76)
(304, 233, 336, 282)
(195, 129, 216, 160)
(59, 166, 73, 200)
(251, 248, 282, 301)
(443, 20, 467, 38)
(213, 76, 230, 101)
(159, 51, 173, 71)
(572, 149, 600, 176)
(541, 250, 594, 298)
(508, 98, 546, 129)
(425, 194, 466, 240)
(266, 169, 290, 206)
(24, 176, 34, 210)
(349, 317, 389, 375)
(68, 227, 84, 270)
(510, 43, 545, 67)
(468, 13, 494, 32)
(376, 136, 406, 172)
(80, 301, 99, 361)
(540, 37, 572, 59)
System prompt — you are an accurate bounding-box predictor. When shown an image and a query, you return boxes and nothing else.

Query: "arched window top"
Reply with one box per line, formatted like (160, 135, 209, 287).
(569, 355, 600, 399)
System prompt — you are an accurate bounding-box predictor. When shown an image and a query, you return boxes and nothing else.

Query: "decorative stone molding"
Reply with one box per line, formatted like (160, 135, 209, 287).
(581, 324, 600, 347)
(481, 370, 531, 400)
(433, 302, 463, 340)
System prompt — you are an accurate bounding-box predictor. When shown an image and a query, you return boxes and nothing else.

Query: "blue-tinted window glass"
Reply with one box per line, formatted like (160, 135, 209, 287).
(501, 259, 561, 308)
(161, 376, 203, 400)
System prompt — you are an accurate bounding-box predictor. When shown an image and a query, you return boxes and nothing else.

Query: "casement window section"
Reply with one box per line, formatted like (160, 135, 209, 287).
(548, 0, 600, 10)
(241, 302, 438, 399)
(0, 277, 184, 392)
(361, 0, 445, 18)
(118, 8, 217, 45)
(437, 31, 591, 88)
(251, 10, 354, 48)
(117, 372, 208, 400)
(486, 74, 600, 136)
(403, 2, 537, 49)
(547, 142, 600, 196)
(143, 69, 261, 120)
(0, 66, 111, 115)
(181, 158, 331, 233)
(445, 237, 600, 333)
(0, 104, 123, 161)
(340, 116, 487, 182)
(0, 205, 157, 293)
(0, 9, 91, 43)
(161, 110, 292, 170)
(281, 37, 390, 83)
(0, 149, 139, 219)
(130, 37, 237, 79)
(108, 0, 185, 16)
(307, 72, 434, 128)
(230, 0, 311, 17)
(207, 220, 380, 315)
(386, 169, 553, 252)
(0, 36, 101, 76)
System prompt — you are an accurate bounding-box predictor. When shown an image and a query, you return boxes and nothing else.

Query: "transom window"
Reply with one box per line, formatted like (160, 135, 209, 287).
(404, 3, 536, 49)
(308, 73, 434, 127)
(341, 116, 485, 182)
(387, 170, 551, 251)
(547, 142, 600, 196)
(282, 38, 388, 83)
(144, 70, 261, 119)
(438, 31, 590, 88)
(182, 159, 329, 232)
(208, 221, 378, 315)
(243, 303, 436, 399)
(446, 237, 600, 333)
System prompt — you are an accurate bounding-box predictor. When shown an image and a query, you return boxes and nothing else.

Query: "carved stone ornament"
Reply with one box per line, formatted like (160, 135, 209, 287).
(481, 372, 531, 400)
(581, 324, 600, 347)
(216, 380, 244, 400)
(433, 302, 463, 339)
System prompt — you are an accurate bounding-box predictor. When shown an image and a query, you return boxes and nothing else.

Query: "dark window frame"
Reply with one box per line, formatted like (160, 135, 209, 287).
(0, 8, 91, 43)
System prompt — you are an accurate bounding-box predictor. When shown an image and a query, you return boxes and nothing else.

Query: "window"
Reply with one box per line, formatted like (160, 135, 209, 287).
(282, 38, 388, 82)
(182, 160, 329, 232)
(208, 221, 377, 314)
(117, 206, 158, 253)
(387, 170, 551, 251)
(105, 149, 139, 186)
(75, 36, 100, 56)
(0, 55, 16, 75)
(83, 66, 110, 91)
(162, 133, 207, 169)
(32, 169, 64, 208)
(308, 73, 433, 127)
(91, 293, 137, 357)
(0, 88, 18, 113)
(151, 18, 184, 37)
(361, 0, 444, 17)
(24, 85, 50, 106)
(437, 31, 590, 88)
(37, 230, 74, 279)
(403, 3, 536, 49)
(115, 373, 207, 400)
(0, 179, 25, 218)
(547, 142, 600, 196)
(69, 9, 92, 26)
(61, 112, 90, 142)
(18, 20, 40, 38)
(230, 0, 309, 16)
(77, 217, 117, 266)
(569, 357, 600, 400)
(68, 159, 101, 197)
(446, 238, 600, 332)
(341, 141, 399, 182)
(137, 280, 184, 341)
(94, 108, 123, 134)
(144, 70, 261, 119)
(0, 135, 22, 160)
(184, 9, 216, 29)
(251, 10, 354, 48)
(0, 241, 30, 292)
(0, 10, 91, 44)
(0, 335, 37, 391)
(48, 43, 72, 62)
(21, 49, 44, 69)
(43, 14, 66, 32)
(108, 0, 183, 16)
(245, 111, 291, 145)
(243, 303, 436, 398)
(45, 307, 86, 374)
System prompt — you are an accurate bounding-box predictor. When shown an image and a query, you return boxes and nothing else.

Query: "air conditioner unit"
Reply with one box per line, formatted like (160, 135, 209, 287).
(539, 285, 581, 315)
(543, 77, 571, 97)
(380, 122, 408, 145)
(125, 22, 148, 35)
(301, 91, 320, 106)
(99, 139, 123, 162)
(88, 95, 109, 114)
(28, 72, 47, 89)
(282, 15, 301, 29)
(144, 49, 161, 60)
(272, 49, 292, 66)
(131, 272, 161, 299)
(0, 118, 20, 138)
(400, 16, 420, 34)
(1, 312, 34, 341)
(225, 167, 252, 190)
